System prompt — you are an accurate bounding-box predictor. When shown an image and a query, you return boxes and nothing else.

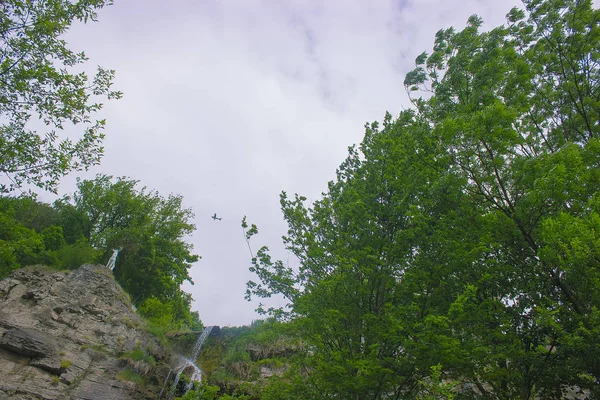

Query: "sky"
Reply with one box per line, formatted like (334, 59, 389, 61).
(47, 0, 526, 327)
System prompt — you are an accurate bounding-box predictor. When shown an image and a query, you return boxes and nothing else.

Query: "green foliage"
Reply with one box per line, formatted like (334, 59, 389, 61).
(120, 344, 156, 367)
(245, 1, 600, 398)
(116, 367, 146, 386)
(137, 295, 201, 331)
(143, 323, 170, 348)
(0, 0, 122, 193)
(175, 382, 220, 400)
(68, 175, 198, 305)
(138, 297, 176, 328)
(198, 320, 296, 399)
(57, 238, 100, 270)
(0, 197, 57, 276)
(0, 196, 99, 277)
(0, 208, 44, 277)
(417, 365, 456, 400)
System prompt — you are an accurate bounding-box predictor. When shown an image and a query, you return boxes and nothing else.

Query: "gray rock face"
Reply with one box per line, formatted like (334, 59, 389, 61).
(0, 264, 168, 400)
(0, 327, 58, 358)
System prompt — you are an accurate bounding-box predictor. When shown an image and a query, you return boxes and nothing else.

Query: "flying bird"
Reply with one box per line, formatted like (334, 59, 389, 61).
(211, 213, 222, 221)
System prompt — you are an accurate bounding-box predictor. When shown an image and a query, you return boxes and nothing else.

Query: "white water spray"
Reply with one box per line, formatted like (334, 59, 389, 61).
(164, 326, 215, 399)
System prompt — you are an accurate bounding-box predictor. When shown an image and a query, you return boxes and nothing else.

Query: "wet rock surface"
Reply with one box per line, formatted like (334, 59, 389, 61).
(0, 264, 167, 400)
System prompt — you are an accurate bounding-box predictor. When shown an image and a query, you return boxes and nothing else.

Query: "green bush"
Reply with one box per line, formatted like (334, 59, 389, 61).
(57, 238, 99, 270)
(175, 382, 220, 400)
(116, 368, 146, 386)
(120, 344, 156, 366)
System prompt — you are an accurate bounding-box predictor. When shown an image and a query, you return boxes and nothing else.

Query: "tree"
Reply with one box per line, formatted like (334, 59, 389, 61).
(0, 197, 47, 277)
(0, 195, 99, 277)
(0, 0, 122, 193)
(246, 1, 600, 398)
(247, 111, 471, 399)
(67, 174, 200, 328)
(404, 1, 600, 396)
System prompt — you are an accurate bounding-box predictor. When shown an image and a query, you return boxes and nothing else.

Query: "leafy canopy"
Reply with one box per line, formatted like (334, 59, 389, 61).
(245, 1, 600, 398)
(0, 0, 122, 193)
(65, 174, 200, 329)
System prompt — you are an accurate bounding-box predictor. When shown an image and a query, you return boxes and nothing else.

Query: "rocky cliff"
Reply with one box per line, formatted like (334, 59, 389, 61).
(0, 264, 170, 400)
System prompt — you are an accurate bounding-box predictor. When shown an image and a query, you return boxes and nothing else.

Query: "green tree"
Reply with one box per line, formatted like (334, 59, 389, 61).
(67, 174, 200, 328)
(0, 198, 46, 276)
(137, 293, 202, 331)
(0, 0, 121, 193)
(246, 1, 600, 398)
(0, 195, 98, 276)
(245, 112, 446, 398)
(404, 1, 600, 397)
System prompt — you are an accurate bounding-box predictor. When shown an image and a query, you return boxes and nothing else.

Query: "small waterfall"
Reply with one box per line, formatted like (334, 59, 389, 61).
(164, 326, 215, 399)
(190, 326, 214, 362)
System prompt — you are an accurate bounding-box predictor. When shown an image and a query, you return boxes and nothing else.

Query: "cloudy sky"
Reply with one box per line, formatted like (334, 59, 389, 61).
(50, 0, 526, 327)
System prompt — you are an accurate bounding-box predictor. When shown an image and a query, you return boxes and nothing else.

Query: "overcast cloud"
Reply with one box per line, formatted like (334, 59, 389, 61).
(47, 0, 528, 327)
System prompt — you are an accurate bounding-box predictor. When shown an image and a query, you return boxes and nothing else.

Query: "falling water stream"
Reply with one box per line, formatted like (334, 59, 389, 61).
(161, 325, 215, 399)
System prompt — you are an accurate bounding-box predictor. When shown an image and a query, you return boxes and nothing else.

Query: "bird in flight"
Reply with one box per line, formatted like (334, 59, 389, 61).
(211, 213, 222, 221)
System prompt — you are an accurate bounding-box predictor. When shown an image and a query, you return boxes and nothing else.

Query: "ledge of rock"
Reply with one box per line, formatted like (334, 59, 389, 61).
(0, 327, 58, 359)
